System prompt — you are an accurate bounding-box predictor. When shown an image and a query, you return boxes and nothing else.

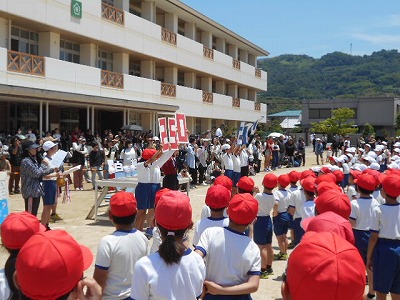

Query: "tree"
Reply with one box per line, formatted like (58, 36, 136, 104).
(311, 107, 358, 136)
(396, 113, 400, 130)
(362, 123, 375, 137)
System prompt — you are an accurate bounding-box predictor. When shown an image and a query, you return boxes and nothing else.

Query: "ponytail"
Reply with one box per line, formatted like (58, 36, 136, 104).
(5, 250, 19, 300)
(158, 225, 187, 265)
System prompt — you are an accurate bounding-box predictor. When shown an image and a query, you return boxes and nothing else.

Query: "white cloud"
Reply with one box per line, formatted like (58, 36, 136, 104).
(352, 33, 400, 45)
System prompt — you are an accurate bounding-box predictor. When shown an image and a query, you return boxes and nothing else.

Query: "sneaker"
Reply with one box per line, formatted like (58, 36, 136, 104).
(274, 253, 288, 260)
(51, 213, 63, 221)
(288, 242, 295, 249)
(80, 187, 84, 191)
(260, 271, 269, 279)
(14, 189, 20, 194)
(9, 191, 14, 195)
(201, 182, 208, 186)
(75, 188, 80, 191)
(45, 224, 51, 231)
(266, 268, 274, 275)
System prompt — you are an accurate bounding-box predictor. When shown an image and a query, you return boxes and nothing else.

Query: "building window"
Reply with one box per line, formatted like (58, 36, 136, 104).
(177, 72, 184, 86)
(60, 39, 80, 63)
(9, 103, 39, 131)
(129, 62, 141, 77)
(97, 49, 113, 71)
(309, 109, 332, 119)
(102, 0, 114, 6)
(10, 26, 39, 55)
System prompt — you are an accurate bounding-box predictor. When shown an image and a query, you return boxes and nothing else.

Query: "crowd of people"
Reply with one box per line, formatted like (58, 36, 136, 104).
(0, 126, 400, 299)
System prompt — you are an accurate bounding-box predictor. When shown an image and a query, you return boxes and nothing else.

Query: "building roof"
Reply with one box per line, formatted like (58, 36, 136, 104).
(280, 117, 301, 129)
(269, 110, 302, 117)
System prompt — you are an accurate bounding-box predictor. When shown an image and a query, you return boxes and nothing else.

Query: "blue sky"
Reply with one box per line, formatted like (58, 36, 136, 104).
(181, 0, 400, 58)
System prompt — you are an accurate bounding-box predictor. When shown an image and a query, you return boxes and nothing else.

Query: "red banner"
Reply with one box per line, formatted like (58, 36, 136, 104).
(158, 117, 169, 151)
(168, 118, 179, 150)
(175, 113, 188, 144)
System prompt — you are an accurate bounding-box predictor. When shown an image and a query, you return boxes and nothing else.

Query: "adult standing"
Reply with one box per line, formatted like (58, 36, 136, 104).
(197, 139, 209, 186)
(187, 137, 198, 188)
(278, 135, 286, 168)
(285, 138, 297, 167)
(20, 140, 56, 216)
(89, 143, 104, 190)
(71, 137, 87, 191)
(8, 136, 23, 195)
(263, 137, 273, 172)
(296, 138, 306, 166)
(315, 138, 324, 165)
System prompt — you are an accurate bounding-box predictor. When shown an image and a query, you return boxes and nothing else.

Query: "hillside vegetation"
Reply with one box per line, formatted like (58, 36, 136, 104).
(258, 50, 400, 113)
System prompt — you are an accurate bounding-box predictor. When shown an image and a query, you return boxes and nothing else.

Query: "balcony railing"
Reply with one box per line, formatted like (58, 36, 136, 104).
(202, 91, 213, 103)
(7, 50, 45, 76)
(255, 68, 261, 78)
(233, 58, 241, 70)
(161, 83, 176, 97)
(203, 46, 214, 60)
(254, 102, 261, 111)
(101, 70, 124, 88)
(101, 2, 124, 25)
(232, 97, 240, 108)
(161, 28, 177, 46)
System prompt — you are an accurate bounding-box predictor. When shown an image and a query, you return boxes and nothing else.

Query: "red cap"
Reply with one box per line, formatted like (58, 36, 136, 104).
(316, 181, 342, 195)
(302, 211, 355, 244)
(315, 173, 336, 185)
(263, 173, 278, 189)
(205, 185, 231, 209)
(287, 232, 366, 300)
(228, 193, 258, 225)
(288, 170, 300, 183)
(214, 175, 233, 191)
(155, 188, 171, 206)
(301, 177, 316, 193)
(1, 212, 45, 250)
(142, 148, 157, 160)
(110, 191, 137, 217)
(354, 174, 379, 191)
(301, 170, 317, 180)
(320, 166, 331, 174)
(237, 176, 255, 192)
(332, 170, 344, 184)
(278, 174, 291, 188)
(315, 189, 351, 219)
(16, 230, 93, 300)
(155, 190, 192, 230)
(380, 174, 400, 198)
(349, 169, 362, 180)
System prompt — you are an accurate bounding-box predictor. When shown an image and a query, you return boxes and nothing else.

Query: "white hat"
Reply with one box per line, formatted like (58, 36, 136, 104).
(346, 153, 354, 160)
(316, 138, 321, 141)
(311, 166, 321, 173)
(221, 144, 231, 151)
(394, 142, 400, 148)
(391, 155, 399, 161)
(345, 147, 356, 154)
(351, 164, 362, 172)
(394, 148, 400, 154)
(381, 141, 387, 146)
(367, 152, 377, 159)
(387, 162, 399, 170)
(358, 148, 365, 153)
(369, 162, 380, 171)
(358, 164, 368, 172)
(43, 141, 57, 152)
(364, 144, 371, 148)
(362, 156, 376, 164)
(152, 136, 160, 141)
(374, 145, 384, 152)
(330, 165, 340, 171)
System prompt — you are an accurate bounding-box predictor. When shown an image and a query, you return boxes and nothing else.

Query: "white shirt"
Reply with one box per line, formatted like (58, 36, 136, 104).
(288, 188, 305, 219)
(373, 189, 386, 205)
(222, 153, 233, 171)
(196, 227, 261, 286)
(136, 150, 174, 184)
(255, 192, 275, 217)
(350, 197, 380, 231)
(130, 250, 205, 300)
(150, 227, 162, 254)
(300, 199, 316, 228)
(200, 205, 228, 220)
(232, 155, 241, 173)
(121, 147, 137, 166)
(215, 128, 223, 137)
(274, 189, 291, 213)
(370, 203, 400, 240)
(192, 217, 229, 246)
(0, 269, 10, 300)
(347, 185, 358, 201)
(95, 229, 149, 300)
(240, 150, 249, 167)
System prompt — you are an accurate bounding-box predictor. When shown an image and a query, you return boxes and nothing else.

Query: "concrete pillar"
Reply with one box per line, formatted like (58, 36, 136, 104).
(38, 32, 60, 59)
(114, 0, 129, 11)
(239, 49, 248, 63)
(45, 102, 49, 133)
(239, 87, 248, 100)
(216, 37, 225, 53)
(80, 43, 97, 67)
(228, 85, 238, 98)
(165, 13, 178, 33)
(201, 77, 212, 92)
(39, 101, 43, 138)
(184, 22, 196, 39)
(141, 1, 156, 23)
(187, 117, 195, 134)
(184, 72, 196, 88)
(201, 31, 212, 48)
(249, 90, 257, 102)
(141, 61, 155, 79)
(228, 44, 238, 59)
(201, 118, 211, 132)
(248, 54, 257, 67)
(113, 52, 129, 74)
(0, 17, 8, 49)
(216, 81, 226, 95)
(165, 67, 178, 85)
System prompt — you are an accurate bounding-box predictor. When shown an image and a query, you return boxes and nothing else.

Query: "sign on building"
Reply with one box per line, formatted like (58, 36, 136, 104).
(71, 0, 82, 18)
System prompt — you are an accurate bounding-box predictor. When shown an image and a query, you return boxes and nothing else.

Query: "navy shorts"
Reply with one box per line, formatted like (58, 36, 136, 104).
(373, 238, 400, 294)
(353, 229, 370, 264)
(288, 213, 294, 229)
(254, 216, 273, 245)
(43, 180, 57, 206)
(224, 170, 234, 182)
(273, 212, 290, 236)
(135, 182, 160, 210)
(292, 218, 304, 246)
(204, 294, 252, 300)
(233, 172, 241, 186)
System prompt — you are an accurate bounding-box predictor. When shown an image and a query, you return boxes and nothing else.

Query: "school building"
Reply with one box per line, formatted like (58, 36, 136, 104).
(0, 0, 268, 135)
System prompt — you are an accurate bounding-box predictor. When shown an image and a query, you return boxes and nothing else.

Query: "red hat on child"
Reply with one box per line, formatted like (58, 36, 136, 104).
(214, 175, 233, 191)
(142, 148, 157, 160)
(315, 173, 336, 185)
(301, 170, 317, 180)
(349, 169, 362, 180)
(228, 193, 258, 225)
(302, 211, 355, 245)
(110, 191, 137, 217)
(380, 174, 400, 198)
(354, 174, 379, 191)
(16, 230, 93, 300)
(1, 212, 45, 250)
(301, 177, 316, 193)
(332, 170, 344, 184)
(155, 190, 192, 230)
(288, 170, 300, 183)
(320, 166, 331, 174)
(278, 174, 291, 188)
(205, 185, 231, 209)
(315, 189, 351, 219)
(263, 173, 278, 189)
(316, 181, 342, 195)
(237, 176, 255, 192)
(155, 188, 171, 206)
(287, 232, 366, 300)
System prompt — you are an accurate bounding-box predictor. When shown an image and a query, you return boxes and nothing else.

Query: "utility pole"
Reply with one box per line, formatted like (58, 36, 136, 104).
(350, 43, 352, 55)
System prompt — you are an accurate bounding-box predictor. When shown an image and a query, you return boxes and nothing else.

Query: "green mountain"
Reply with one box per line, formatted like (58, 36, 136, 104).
(258, 50, 400, 114)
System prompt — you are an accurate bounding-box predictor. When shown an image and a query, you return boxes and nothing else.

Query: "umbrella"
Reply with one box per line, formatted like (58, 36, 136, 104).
(121, 124, 143, 131)
(267, 132, 283, 138)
